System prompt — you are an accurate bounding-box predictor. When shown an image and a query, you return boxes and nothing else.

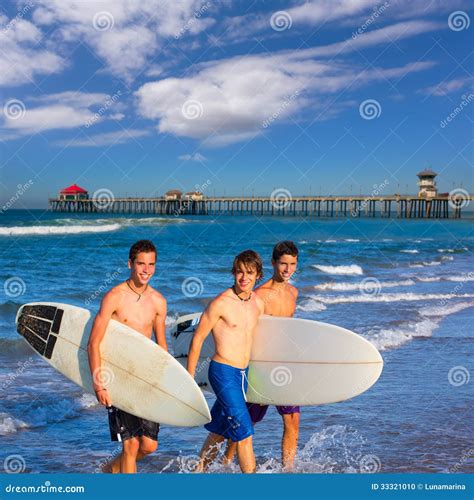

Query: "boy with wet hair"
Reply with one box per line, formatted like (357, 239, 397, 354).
(187, 250, 265, 473)
(88, 240, 167, 473)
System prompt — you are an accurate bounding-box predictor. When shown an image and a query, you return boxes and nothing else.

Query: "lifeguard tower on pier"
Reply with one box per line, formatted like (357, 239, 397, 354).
(417, 169, 438, 198)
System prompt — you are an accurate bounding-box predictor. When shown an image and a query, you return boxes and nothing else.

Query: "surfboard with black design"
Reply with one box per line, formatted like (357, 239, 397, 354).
(172, 313, 214, 390)
(16, 302, 210, 426)
(17, 304, 64, 359)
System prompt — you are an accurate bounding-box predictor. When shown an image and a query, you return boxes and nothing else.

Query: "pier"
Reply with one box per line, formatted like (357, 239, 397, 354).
(48, 195, 470, 219)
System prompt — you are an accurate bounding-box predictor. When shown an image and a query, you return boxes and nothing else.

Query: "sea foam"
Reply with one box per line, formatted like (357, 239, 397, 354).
(0, 224, 121, 236)
(0, 394, 99, 435)
(313, 280, 415, 292)
(313, 292, 474, 304)
(366, 301, 474, 351)
(312, 264, 364, 276)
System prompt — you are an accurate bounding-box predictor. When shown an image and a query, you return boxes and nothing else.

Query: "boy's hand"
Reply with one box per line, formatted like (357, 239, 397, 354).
(95, 388, 112, 406)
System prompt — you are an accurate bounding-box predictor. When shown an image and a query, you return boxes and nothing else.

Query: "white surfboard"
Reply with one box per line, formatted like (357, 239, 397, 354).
(16, 303, 211, 427)
(171, 313, 383, 406)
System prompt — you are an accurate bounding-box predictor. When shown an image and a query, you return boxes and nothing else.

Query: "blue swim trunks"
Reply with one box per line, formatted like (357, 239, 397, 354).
(204, 360, 254, 442)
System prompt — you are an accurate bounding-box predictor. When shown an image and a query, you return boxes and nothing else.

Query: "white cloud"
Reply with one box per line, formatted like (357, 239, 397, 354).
(178, 153, 207, 162)
(1, 91, 123, 135)
(135, 51, 318, 145)
(33, 91, 113, 107)
(378, 0, 470, 20)
(422, 77, 474, 97)
(220, 0, 376, 40)
(31, 0, 215, 82)
(135, 44, 435, 145)
(221, 0, 467, 42)
(284, 0, 468, 25)
(3, 104, 95, 133)
(145, 65, 164, 78)
(302, 20, 442, 57)
(0, 0, 461, 91)
(54, 129, 150, 147)
(280, 0, 378, 25)
(0, 14, 64, 86)
(109, 113, 125, 120)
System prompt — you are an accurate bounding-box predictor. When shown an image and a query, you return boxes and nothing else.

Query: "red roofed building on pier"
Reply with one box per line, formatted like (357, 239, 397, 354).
(59, 184, 89, 201)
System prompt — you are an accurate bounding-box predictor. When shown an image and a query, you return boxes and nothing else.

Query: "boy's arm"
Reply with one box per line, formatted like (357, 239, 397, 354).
(254, 287, 269, 313)
(256, 294, 265, 316)
(87, 291, 118, 406)
(153, 295, 168, 352)
(187, 299, 220, 378)
(291, 287, 299, 317)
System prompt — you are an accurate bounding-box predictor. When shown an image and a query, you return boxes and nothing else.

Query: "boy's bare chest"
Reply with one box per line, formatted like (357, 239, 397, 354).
(113, 295, 156, 332)
(260, 288, 295, 316)
(220, 302, 260, 330)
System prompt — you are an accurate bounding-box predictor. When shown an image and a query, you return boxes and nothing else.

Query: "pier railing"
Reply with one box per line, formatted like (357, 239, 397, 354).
(48, 195, 472, 218)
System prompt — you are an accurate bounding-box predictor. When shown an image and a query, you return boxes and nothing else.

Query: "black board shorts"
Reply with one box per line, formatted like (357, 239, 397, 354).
(108, 406, 160, 442)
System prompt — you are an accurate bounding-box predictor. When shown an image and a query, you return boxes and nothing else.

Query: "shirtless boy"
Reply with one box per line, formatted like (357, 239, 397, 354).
(225, 241, 299, 471)
(187, 250, 265, 473)
(87, 240, 167, 474)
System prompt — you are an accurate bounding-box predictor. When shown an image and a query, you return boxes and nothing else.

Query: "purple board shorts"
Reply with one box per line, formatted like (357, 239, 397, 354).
(246, 402, 300, 424)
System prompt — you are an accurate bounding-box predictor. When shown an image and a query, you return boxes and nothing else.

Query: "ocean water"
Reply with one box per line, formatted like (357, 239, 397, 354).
(0, 210, 472, 474)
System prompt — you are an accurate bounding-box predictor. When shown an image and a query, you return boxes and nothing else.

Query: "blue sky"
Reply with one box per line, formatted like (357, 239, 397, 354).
(0, 0, 473, 208)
